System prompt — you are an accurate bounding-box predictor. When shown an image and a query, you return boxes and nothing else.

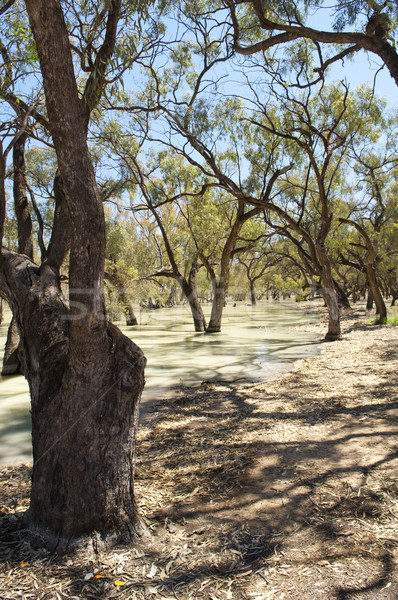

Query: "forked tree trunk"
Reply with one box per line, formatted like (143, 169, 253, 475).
(180, 265, 207, 332)
(0, 250, 146, 549)
(2, 0, 148, 550)
(339, 218, 387, 324)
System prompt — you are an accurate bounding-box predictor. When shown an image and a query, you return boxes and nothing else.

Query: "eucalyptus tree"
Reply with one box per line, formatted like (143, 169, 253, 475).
(0, 0, 166, 551)
(106, 11, 292, 332)
(234, 79, 384, 339)
(337, 125, 398, 320)
(225, 0, 398, 88)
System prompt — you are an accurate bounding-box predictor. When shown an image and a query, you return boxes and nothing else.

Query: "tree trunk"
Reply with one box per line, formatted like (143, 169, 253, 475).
(1, 317, 21, 375)
(366, 258, 387, 324)
(8, 0, 147, 550)
(2, 133, 34, 375)
(250, 280, 257, 305)
(167, 284, 176, 308)
(124, 301, 138, 326)
(317, 244, 341, 340)
(13, 133, 33, 259)
(181, 265, 206, 332)
(0, 250, 146, 550)
(366, 287, 374, 310)
(206, 280, 225, 333)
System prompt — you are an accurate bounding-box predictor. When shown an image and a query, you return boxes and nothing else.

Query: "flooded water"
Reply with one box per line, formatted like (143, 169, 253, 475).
(0, 301, 320, 466)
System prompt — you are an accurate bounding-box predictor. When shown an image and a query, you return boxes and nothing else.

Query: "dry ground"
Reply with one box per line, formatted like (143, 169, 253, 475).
(1, 302, 398, 600)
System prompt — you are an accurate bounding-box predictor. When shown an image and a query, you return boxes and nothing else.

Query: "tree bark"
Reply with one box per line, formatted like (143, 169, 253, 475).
(7, 0, 148, 549)
(181, 262, 207, 332)
(317, 243, 341, 340)
(13, 133, 33, 259)
(206, 279, 226, 333)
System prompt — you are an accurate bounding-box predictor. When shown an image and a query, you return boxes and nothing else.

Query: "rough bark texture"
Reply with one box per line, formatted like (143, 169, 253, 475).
(2, 0, 148, 549)
(44, 171, 71, 271)
(13, 133, 33, 259)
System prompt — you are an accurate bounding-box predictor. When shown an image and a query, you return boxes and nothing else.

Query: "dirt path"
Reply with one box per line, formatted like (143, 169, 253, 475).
(1, 303, 398, 599)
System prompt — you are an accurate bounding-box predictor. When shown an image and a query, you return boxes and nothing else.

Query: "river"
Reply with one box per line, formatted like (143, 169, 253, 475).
(0, 301, 320, 467)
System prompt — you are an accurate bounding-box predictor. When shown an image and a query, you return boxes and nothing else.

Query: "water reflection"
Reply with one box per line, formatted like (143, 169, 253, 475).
(0, 301, 320, 466)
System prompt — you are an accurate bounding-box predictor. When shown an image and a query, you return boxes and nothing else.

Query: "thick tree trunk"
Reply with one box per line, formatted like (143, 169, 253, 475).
(0, 250, 146, 549)
(12, 0, 147, 550)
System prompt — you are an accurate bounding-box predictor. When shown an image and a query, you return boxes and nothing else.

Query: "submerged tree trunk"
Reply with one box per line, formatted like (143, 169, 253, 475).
(250, 280, 256, 305)
(206, 280, 226, 333)
(104, 272, 138, 326)
(124, 303, 138, 326)
(180, 262, 206, 332)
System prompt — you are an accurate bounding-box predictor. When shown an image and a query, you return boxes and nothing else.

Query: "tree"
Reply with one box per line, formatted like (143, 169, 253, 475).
(226, 0, 398, 88)
(236, 227, 280, 304)
(0, 0, 160, 550)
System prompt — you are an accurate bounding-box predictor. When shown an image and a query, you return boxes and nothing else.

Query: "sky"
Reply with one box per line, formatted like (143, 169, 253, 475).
(326, 50, 398, 111)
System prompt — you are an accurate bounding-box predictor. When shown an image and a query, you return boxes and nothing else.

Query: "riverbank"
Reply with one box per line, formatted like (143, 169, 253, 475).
(1, 301, 398, 599)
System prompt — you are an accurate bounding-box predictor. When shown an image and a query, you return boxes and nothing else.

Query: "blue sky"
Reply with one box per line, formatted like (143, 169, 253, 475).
(325, 50, 397, 111)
